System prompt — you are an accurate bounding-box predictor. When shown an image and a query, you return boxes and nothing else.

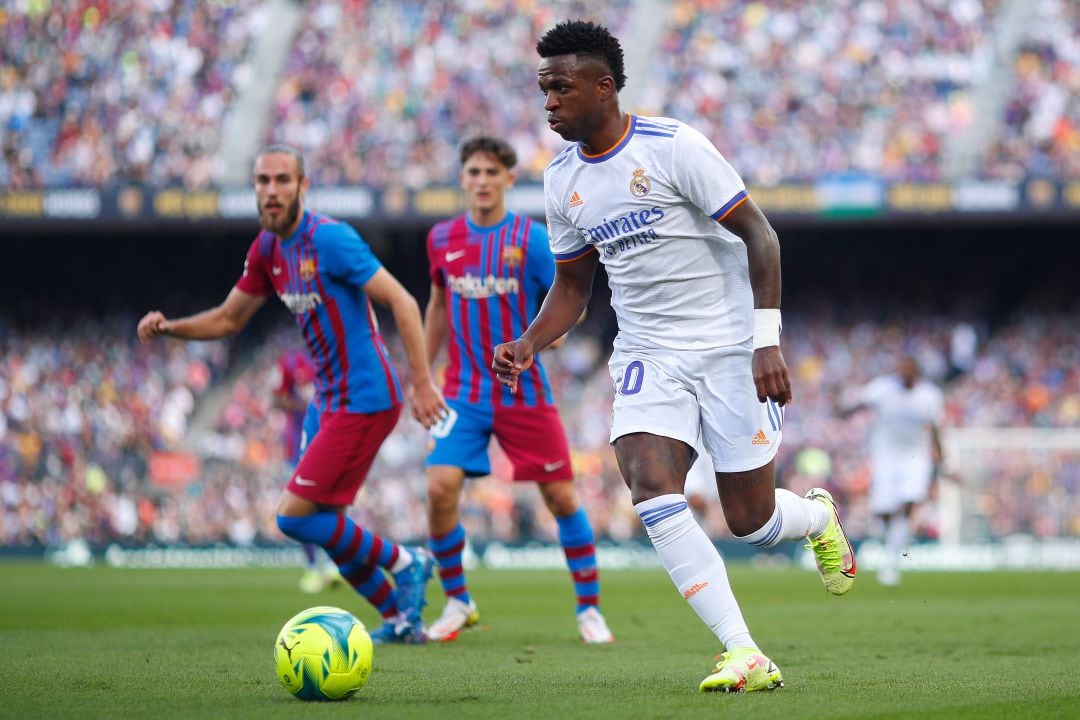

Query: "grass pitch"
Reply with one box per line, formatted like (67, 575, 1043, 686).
(2, 562, 1078, 719)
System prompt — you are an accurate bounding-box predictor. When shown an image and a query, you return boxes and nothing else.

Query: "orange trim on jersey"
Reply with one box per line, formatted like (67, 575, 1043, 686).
(554, 245, 598, 263)
(714, 195, 748, 222)
(579, 115, 633, 159)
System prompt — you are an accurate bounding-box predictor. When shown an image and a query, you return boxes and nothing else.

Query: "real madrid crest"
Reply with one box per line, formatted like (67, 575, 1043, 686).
(630, 168, 651, 198)
(299, 258, 317, 281)
(501, 245, 523, 269)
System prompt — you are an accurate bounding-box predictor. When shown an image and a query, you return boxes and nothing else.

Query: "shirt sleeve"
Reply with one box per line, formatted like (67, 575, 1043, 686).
(928, 386, 946, 425)
(427, 227, 444, 288)
(234, 235, 274, 297)
(859, 377, 890, 409)
(526, 220, 556, 291)
(544, 171, 591, 262)
(670, 123, 749, 222)
(317, 221, 381, 287)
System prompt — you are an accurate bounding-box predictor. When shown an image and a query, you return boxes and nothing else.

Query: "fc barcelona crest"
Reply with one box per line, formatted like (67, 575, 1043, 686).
(299, 258, 317, 281)
(630, 167, 651, 198)
(501, 245, 523, 269)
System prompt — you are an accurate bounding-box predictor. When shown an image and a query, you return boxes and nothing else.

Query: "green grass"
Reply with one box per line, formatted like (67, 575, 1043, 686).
(2, 563, 1079, 719)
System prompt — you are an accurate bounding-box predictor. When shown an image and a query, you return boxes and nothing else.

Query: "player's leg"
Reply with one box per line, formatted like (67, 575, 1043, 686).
(871, 462, 913, 586)
(425, 464, 479, 641)
(536, 480, 611, 643)
(697, 341, 852, 595)
(275, 408, 432, 643)
(424, 402, 489, 641)
(294, 404, 331, 594)
(495, 403, 611, 643)
(609, 348, 778, 690)
(616, 433, 779, 691)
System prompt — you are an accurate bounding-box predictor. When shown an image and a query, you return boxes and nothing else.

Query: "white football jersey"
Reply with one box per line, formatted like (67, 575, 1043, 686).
(860, 376, 945, 463)
(545, 115, 753, 350)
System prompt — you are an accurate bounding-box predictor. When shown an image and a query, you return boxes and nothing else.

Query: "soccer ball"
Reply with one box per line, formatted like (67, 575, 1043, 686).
(274, 606, 373, 701)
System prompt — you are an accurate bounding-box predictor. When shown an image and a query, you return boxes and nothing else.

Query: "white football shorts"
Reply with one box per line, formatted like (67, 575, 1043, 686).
(869, 456, 933, 515)
(607, 339, 783, 473)
(683, 433, 720, 500)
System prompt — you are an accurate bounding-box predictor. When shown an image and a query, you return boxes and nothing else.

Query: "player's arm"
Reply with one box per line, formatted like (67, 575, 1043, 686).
(492, 251, 597, 390)
(423, 282, 448, 368)
(719, 198, 791, 406)
(363, 268, 448, 427)
(137, 287, 265, 342)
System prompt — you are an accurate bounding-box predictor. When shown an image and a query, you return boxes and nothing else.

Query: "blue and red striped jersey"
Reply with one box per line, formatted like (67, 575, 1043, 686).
(427, 211, 555, 407)
(237, 211, 402, 414)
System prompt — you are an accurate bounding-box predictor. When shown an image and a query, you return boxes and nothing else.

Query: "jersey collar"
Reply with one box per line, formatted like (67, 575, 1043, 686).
(577, 115, 636, 164)
(465, 211, 514, 234)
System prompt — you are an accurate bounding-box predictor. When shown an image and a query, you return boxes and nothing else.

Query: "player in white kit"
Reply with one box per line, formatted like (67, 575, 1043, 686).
(838, 356, 945, 586)
(492, 20, 856, 693)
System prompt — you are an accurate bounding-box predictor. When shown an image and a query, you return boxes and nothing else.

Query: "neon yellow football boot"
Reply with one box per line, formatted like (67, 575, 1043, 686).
(699, 648, 783, 693)
(804, 488, 856, 595)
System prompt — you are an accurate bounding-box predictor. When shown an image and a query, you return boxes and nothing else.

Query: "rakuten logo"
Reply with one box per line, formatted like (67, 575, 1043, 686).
(279, 292, 324, 314)
(447, 273, 519, 299)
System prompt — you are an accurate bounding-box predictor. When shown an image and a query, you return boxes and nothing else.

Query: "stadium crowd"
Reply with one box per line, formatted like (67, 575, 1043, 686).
(3, 0, 1078, 190)
(641, 0, 997, 183)
(2, 306, 1077, 550)
(1, 0, 262, 189)
(982, 0, 1080, 181)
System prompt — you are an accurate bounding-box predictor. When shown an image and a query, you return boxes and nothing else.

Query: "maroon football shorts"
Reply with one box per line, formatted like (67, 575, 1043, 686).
(287, 405, 401, 506)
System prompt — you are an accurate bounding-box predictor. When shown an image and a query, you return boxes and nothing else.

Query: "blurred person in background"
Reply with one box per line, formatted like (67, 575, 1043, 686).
(272, 347, 338, 593)
(137, 144, 447, 643)
(422, 136, 612, 644)
(836, 355, 945, 586)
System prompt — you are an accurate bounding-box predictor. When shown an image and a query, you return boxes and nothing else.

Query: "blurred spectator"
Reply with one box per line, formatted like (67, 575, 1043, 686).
(2, 303, 1077, 549)
(0, 0, 262, 188)
(982, 0, 1080, 180)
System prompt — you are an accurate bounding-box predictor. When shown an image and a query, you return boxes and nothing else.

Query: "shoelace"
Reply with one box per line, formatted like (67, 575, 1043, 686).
(806, 522, 841, 572)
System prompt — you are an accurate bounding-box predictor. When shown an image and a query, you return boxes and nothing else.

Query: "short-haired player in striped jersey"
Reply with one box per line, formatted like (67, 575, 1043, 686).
(423, 136, 612, 644)
(494, 21, 856, 692)
(137, 144, 447, 644)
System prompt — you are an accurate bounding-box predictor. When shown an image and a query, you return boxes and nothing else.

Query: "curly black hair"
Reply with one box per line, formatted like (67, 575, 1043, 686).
(536, 20, 627, 91)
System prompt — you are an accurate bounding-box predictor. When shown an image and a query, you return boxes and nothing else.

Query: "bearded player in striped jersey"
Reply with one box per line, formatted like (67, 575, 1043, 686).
(423, 136, 612, 644)
(493, 21, 856, 692)
(138, 144, 445, 644)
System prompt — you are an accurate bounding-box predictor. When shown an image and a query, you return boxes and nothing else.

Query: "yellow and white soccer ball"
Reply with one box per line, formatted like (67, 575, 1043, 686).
(274, 606, 373, 701)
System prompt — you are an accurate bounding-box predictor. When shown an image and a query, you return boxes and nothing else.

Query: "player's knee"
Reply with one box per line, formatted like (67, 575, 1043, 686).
(724, 503, 774, 538)
(427, 478, 461, 513)
(277, 514, 309, 543)
(538, 481, 576, 515)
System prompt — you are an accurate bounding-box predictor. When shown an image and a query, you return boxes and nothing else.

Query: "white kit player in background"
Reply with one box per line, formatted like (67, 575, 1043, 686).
(836, 356, 946, 586)
(494, 20, 856, 693)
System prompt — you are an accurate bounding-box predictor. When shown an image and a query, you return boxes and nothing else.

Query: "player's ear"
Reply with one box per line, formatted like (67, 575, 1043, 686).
(506, 169, 517, 189)
(597, 74, 615, 101)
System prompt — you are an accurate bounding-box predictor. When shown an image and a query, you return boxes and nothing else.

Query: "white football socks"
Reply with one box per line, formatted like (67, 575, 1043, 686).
(736, 488, 831, 548)
(635, 494, 756, 650)
(883, 513, 910, 575)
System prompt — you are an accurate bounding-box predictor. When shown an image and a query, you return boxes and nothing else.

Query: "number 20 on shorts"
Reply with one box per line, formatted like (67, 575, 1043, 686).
(618, 360, 644, 396)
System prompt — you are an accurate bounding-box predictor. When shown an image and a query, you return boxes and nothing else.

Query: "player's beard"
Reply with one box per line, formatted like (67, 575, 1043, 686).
(258, 195, 302, 236)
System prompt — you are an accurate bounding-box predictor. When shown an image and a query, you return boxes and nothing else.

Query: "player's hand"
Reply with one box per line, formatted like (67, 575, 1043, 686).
(137, 311, 172, 342)
(408, 377, 448, 429)
(752, 346, 792, 406)
(491, 339, 535, 394)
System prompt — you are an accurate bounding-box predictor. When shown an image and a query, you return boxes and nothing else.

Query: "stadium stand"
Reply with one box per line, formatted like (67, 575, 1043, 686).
(0, 0, 262, 189)
(981, 0, 1080, 180)
(3, 0, 1076, 188)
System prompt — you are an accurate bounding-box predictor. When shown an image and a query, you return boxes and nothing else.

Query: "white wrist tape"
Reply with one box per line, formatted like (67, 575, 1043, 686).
(753, 309, 782, 349)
